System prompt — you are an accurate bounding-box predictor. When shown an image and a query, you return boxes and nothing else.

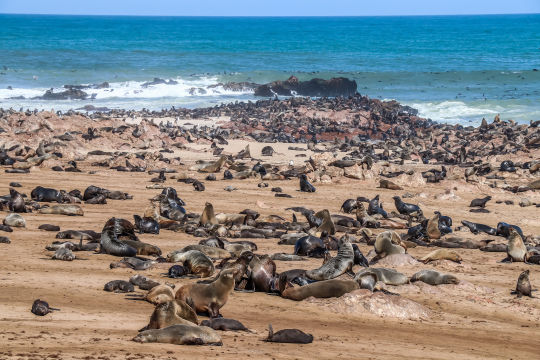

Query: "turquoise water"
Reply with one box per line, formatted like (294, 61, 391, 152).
(0, 14, 539, 124)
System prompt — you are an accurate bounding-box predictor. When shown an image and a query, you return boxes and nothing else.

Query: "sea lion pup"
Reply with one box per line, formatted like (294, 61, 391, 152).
(294, 235, 326, 257)
(38, 204, 84, 216)
(104, 280, 134, 293)
(31, 299, 59, 316)
(192, 155, 227, 173)
(352, 244, 369, 267)
(356, 201, 379, 228)
(460, 220, 496, 236)
(266, 324, 313, 344)
(52, 247, 75, 261)
(200, 202, 218, 226)
(175, 269, 235, 318)
(503, 228, 528, 263)
(143, 300, 198, 330)
(181, 245, 230, 259)
(306, 235, 354, 281)
(167, 250, 215, 277)
(373, 231, 405, 259)
(201, 318, 249, 332)
(299, 174, 316, 192)
(420, 249, 462, 264)
(146, 284, 176, 305)
(511, 270, 533, 298)
(410, 270, 459, 286)
(281, 279, 359, 301)
(133, 324, 222, 346)
(130, 274, 160, 290)
(133, 215, 159, 234)
(3, 213, 26, 227)
(168, 265, 188, 278)
(39, 224, 60, 231)
(8, 188, 27, 212)
(469, 196, 492, 208)
(312, 209, 335, 235)
(0, 236, 10, 244)
(354, 268, 409, 286)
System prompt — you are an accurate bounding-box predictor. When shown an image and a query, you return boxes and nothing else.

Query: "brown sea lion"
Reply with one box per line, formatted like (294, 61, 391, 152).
(167, 250, 215, 277)
(38, 204, 84, 216)
(410, 270, 459, 285)
(374, 231, 406, 259)
(306, 235, 354, 281)
(282, 279, 359, 301)
(505, 228, 528, 262)
(175, 269, 235, 317)
(133, 324, 222, 346)
(146, 285, 175, 305)
(266, 324, 313, 344)
(511, 270, 533, 298)
(426, 213, 441, 240)
(121, 239, 162, 256)
(200, 202, 218, 226)
(143, 300, 198, 330)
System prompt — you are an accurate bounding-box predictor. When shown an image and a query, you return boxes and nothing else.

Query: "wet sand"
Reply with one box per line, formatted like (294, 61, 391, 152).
(0, 141, 539, 360)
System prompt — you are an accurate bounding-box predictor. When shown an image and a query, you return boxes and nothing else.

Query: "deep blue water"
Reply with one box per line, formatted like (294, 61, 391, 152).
(0, 14, 539, 124)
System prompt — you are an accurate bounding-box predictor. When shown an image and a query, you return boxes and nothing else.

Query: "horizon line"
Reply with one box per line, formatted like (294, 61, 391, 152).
(1, 12, 539, 17)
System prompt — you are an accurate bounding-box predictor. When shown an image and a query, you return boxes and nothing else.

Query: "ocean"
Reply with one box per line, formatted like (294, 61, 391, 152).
(0, 14, 539, 125)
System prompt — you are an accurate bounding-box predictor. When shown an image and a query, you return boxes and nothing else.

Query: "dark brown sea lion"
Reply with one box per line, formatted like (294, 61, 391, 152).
(8, 188, 27, 212)
(200, 318, 249, 332)
(266, 324, 313, 344)
(31, 299, 59, 316)
(511, 270, 533, 298)
(104, 280, 134, 293)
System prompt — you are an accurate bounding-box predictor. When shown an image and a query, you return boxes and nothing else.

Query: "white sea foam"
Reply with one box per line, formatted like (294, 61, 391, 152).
(408, 101, 506, 124)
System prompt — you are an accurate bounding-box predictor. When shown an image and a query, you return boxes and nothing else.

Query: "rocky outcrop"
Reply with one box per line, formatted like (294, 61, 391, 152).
(34, 88, 89, 100)
(254, 76, 357, 97)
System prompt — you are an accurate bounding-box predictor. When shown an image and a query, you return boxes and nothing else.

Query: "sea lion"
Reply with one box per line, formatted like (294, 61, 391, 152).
(56, 229, 99, 241)
(0, 236, 10, 244)
(144, 300, 198, 330)
(461, 220, 496, 236)
(281, 279, 359, 301)
(420, 249, 462, 263)
(8, 189, 27, 212)
(313, 209, 335, 235)
(100, 226, 137, 257)
(306, 235, 354, 281)
(104, 280, 134, 293)
(496, 222, 524, 238)
(3, 213, 26, 227)
(247, 255, 277, 292)
(294, 235, 326, 257)
(121, 239, 162, 256)
(146, 285, 176, 305)
(392, 196, 422, 217)
(180, 245, 230, 259)
(167, 250, 215, 277)
(426, 213, 441, 240)
(379, 179, 402, 190)
(340, 198, 357, 213)
(200, 318, 249, 332)
(354, 268, 409, 286)
(271, 253, 306, 261)
(31, 299, 59, 316)
(38, 204, 84, 216)
(356, 201, 379, 228)
(30, 186, 65, 203)
(110, 257, 156, 270)
(175, 269, 235, 317)
(39, 224, 60, 231)
(193, 155, 227, 173)
(374, 231, 405, 258)
(511, 270, 533, 298)
(130, 274, 160, 290)
(367, 195, 388, 218)
(0, 224, 13, 232)
(133, 215, 159, 234)
(133, 324, 222, 346)
(470, 196, 492, 208)
(266, 324, 313, 344)
(505, 228, 528, 262)
(299, 174, 315, 192)
(168, 265, 188, 278)
(52, 247, 75, 261)
(352, 244, 369, 267)
(200, 202, 218, 226)
(410, 270, 459, 285)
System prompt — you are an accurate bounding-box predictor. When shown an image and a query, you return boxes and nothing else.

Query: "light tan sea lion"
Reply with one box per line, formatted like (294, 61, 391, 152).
(133, 324, 222, 346)
(312, 209, 335, 235)
(281, 279, 359, 301)
(354, 267, 409, 286)
(193, 155, 227, 173)
(506, 228, 527, 262)
(38, 204, 84, 216)
(180, 245, 230, 259)
(175, 269, 235, 317)
(426, 213, 441, 240)
(379, 179, 402, 190)
(410, 270, 459, 285)
(420, 249, 462, 263)
(374, 231, 406, 258)
(200, 202, 218, 226)
(144, 300, 198, 330)
(146, 285, 175, 305)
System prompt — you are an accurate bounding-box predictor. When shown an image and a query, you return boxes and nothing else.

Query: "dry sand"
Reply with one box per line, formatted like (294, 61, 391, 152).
(0, 141, 539, 360)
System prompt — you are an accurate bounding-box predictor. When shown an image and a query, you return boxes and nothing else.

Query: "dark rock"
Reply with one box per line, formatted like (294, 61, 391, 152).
(255, 76, 357, 98)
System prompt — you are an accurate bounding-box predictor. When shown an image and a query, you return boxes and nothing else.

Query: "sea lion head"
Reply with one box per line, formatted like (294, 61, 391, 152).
(132, 331, 156, 343)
